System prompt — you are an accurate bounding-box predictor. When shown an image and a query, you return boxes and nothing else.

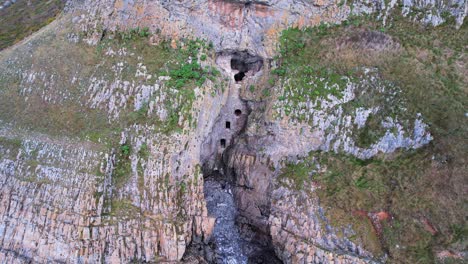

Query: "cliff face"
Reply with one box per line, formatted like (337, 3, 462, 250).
(0, 17, 219, 262)
(0, 0, 466, 263)
(68, 0, 466, 56)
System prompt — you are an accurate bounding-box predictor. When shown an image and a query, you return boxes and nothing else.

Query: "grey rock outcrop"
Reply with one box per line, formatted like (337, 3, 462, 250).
(68, 0, 466, 57)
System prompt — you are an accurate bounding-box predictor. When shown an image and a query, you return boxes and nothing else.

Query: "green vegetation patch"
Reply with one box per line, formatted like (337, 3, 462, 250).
(108, 198, 141, 218)
(163, 39, 219, 133)
(280, 148, 466, 262)
(274, 13, 466, 144)
(0, 136, 22, 158)
(274, 26, 349, 121)
(95, 35, 219, 135)
(278, 160, 317, 190)
(355, 114, 388, 148)
(275, 11, 467, 263)
(0, 0, 66, 50)
(113, 142, 132, 188)
(0, 24, 220, 143)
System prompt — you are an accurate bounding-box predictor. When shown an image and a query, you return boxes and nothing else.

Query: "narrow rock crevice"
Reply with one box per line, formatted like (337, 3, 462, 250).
(189, 51, 281, 263)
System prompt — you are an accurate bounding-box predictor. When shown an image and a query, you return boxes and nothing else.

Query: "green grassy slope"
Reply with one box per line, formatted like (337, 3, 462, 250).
(276, 13, 467, 263)
(0, 20, 219, 142)
(0, 0, 66, 50)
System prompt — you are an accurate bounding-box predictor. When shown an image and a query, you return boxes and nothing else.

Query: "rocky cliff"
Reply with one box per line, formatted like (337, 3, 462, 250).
(0, 0, 466, 263)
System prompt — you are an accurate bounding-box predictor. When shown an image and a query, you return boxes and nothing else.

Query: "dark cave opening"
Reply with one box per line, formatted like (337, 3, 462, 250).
(234, 109, 242, 116)
(231, 57, 249, 72)
(220, 139, 226, 148)
(226, 121, 231, 129)
(234, 72, 246, 82)
(222, 51, 263, 82)
(231, 57, 248, 82)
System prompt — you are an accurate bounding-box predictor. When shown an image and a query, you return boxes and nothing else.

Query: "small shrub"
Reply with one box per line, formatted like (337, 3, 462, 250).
(113, 143, 132, 188)
(268, 78, 276, 86)
(120, 144, 131, 156)
(354, 175, 370, 189)
(139, 27, 150, 38)
(279, 27, 306, 56)
(272, 68, 286, 76)
(139, 143, 149, 159)
(279, 161, 313, 190)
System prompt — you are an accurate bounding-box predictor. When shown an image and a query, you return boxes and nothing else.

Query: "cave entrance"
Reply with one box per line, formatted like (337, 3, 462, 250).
(195, 84, 282, 263)
(231, 57, 248, 82)
(234, 72, 246, 82)
(224, 51, 263, 82)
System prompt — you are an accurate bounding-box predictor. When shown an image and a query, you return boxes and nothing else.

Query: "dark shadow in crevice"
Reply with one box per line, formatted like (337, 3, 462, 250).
(234, 72, 246, 82)
(217, 50, 264, 82)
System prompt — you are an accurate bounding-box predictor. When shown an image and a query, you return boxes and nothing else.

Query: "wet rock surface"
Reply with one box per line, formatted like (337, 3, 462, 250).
(205, 176, 248, 263)
(203, 172, 282, 264)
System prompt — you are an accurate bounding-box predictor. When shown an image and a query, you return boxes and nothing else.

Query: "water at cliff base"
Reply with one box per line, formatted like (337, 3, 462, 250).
(205, 179, 248, 263)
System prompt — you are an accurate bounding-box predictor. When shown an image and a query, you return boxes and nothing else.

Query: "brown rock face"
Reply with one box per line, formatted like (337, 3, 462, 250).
(208, 0, 246, 28)
(224, 131, 379, 263)
(228, 148, 273, 236)
(72, 0, 351, 58)
(0, 130, 216, 262)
